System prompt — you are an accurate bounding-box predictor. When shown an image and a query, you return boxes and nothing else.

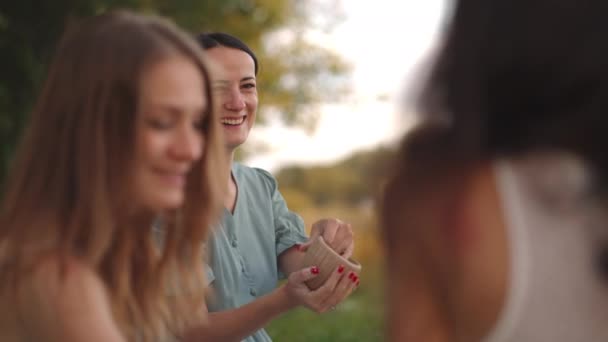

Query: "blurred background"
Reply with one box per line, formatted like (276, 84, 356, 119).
(0, 1, 447, 340)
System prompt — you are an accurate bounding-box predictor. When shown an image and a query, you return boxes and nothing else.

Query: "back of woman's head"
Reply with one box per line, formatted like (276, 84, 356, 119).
(413, 0, 608, 178)
(382, 2, 608, 340)
(0, 10, 225, 340)
(384, 0, 608, 242)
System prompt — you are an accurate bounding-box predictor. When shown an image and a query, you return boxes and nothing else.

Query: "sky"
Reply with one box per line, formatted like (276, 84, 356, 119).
(246, 1, 448, 172)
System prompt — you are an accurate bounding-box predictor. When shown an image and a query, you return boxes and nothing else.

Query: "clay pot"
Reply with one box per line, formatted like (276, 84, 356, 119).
(299, 235, 362, 290)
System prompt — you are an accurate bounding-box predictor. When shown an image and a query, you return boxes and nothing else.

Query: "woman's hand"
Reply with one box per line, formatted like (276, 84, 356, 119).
(301, 218, 355, 258)
(284, 265, 359, 313)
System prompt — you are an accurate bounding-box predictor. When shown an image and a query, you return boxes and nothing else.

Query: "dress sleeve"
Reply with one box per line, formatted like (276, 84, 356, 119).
(255, 168, 309, 256)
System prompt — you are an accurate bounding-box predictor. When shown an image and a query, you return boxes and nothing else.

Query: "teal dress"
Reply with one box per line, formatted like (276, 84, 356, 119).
(205, 163, 309, 342)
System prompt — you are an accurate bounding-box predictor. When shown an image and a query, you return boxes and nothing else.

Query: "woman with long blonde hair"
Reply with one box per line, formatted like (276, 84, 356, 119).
(0, 10, 225, 341)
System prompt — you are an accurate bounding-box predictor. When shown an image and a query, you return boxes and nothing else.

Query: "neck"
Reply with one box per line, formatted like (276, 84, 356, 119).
(224, 147, 238, 212)
(127, 209, 158, 230)
(225, 147, 236, 187)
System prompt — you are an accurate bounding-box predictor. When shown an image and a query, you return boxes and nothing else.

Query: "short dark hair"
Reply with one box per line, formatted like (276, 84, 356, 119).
(197, 32, 259, 75)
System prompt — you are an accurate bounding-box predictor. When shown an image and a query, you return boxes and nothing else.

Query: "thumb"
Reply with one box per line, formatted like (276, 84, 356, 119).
(299, 231, 322, 252)
(288, 266, 320, 284)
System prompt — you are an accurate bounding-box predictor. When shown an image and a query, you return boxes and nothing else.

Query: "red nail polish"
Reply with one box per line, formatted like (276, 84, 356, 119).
(348, 272, 355, 280)
(311, 266, 319, 275)
(352, 275, 358, 283)
(295, 244, 302, 251)
(338, 265, 345, 274)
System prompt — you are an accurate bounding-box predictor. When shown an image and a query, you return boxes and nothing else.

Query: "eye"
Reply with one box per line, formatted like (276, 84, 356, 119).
(212, 83, 229, 93)
(146, 117, 174, 130)
(241, 82, 256, 90)
(193, 117, 205, 131)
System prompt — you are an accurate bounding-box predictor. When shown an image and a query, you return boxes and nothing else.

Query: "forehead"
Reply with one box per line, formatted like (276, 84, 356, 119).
(138, 56, 207, 109)
(205, 46, 255, 81)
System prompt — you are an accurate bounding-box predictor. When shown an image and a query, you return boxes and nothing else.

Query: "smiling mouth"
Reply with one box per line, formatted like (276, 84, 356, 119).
(158, 172, 186, 188)
(220, 116, 246, 126)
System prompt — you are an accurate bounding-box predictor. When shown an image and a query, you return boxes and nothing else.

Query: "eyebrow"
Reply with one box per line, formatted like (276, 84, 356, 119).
(150, 104, 206, 116)
(212, 76, 256, 85)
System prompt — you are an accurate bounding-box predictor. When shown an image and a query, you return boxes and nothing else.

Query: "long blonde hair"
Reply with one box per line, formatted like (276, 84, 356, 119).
(0, 10, 225, 340)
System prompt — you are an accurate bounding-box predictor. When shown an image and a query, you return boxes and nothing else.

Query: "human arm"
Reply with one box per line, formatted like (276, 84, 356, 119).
(182, 283, 297, 342)
(267, 168, 358, 299)
(182, 265, 356, 341)
(261, 169, 354, 274)
(182, 168, 357, 341)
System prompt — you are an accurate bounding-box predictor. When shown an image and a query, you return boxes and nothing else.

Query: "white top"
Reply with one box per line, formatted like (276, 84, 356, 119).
(485, 154, 608, 341)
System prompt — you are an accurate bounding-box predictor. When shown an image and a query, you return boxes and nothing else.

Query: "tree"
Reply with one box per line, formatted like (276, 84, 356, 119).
(0, 0, 351, 185)
(276, 145, 397, 207)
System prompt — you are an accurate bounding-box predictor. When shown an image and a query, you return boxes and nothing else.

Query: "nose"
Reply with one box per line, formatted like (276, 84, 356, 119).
(224, 88, 246, 111)
(171, 125, 203, 162)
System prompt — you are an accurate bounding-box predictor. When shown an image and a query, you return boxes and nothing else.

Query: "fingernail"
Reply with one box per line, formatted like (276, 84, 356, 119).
(348, 272, 355, 280)
(311, 266, 319, 275)
(295, 244, 302, 251)
(337, 265, 345, 274)
(352, 275, 358, 283)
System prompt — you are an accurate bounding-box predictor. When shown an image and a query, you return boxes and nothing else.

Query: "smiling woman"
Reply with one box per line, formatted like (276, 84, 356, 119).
(190, 32, 358, 342)
(134, 56, 209, 210)
(205, 45, 259, 151)
(0, 10, 225, 342)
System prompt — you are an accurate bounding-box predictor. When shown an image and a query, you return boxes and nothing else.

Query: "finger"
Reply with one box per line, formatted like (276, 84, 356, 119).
(298, 228, 321, 252)
(337, 272, 359, 302)
(321, 219, 340, 245)
(312, 264, 345, 302)
(330, 238, 349, 256)
(288, 266, 320, 284)
(300, 219, 327, 252)
(340, 240, 355, 259)
(290, 243, 304, 253)
(331, 227, 353, 255)
(329, 222, 353, 252)
(322, 271, 358, 309)
(298, 241, 311, 252)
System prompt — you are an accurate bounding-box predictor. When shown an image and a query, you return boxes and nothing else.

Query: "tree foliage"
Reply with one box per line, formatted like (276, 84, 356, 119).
(0, 0, 350, 184)
(276, 145, 397, 208)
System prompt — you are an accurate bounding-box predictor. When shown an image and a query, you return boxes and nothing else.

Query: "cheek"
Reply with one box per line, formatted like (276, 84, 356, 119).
(193, 134, 205, 160)
(247, 95, 258, 115)
(137, 130, 167, 162)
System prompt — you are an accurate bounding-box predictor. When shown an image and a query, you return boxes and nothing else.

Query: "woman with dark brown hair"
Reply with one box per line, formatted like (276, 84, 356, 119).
(383, 0, 608, 341)
(0, 10, 226, 341)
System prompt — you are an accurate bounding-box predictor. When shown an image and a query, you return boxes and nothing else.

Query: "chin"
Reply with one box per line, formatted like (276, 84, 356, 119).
(150, 195, 184, 212)
(226, 137, 248, 151)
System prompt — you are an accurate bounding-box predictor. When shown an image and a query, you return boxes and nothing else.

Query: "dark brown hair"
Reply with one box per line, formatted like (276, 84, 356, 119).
(383, 0, 608, 339)
(384, 0, 608, 270)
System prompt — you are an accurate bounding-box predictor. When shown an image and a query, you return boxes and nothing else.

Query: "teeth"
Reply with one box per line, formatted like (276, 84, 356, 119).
(221, 117, 245, 125)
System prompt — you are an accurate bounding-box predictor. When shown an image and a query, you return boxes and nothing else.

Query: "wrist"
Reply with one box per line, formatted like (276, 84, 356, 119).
(275, 284, 299, 312)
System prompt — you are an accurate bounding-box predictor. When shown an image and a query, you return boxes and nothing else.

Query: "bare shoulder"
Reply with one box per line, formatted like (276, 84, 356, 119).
(29, 255, 101, 294)
(16, 255, 125, 342)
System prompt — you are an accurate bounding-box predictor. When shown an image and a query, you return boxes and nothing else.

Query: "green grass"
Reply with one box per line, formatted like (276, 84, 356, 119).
(267, 263, 385, 341)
